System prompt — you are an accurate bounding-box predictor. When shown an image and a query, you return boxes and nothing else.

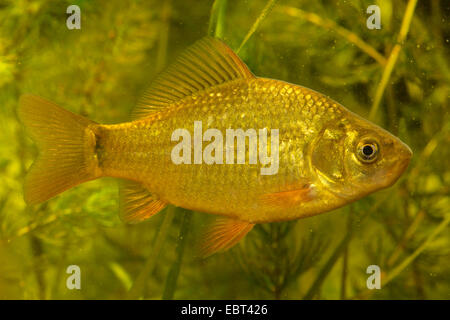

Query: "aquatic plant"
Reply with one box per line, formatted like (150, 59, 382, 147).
(0, 0, 448, 299)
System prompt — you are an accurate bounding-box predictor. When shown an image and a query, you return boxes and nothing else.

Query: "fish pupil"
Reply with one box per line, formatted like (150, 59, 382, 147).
(363, 145, 374, 156)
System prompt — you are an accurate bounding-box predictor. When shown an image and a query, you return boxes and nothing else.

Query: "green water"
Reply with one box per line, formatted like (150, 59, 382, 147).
(0, 0, 448, 299)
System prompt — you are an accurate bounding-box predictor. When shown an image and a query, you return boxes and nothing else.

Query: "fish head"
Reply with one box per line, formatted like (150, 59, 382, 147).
(311, 111, 412, 202)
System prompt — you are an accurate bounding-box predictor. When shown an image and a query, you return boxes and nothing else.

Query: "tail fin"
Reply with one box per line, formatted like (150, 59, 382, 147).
(18, 94, 100, 205)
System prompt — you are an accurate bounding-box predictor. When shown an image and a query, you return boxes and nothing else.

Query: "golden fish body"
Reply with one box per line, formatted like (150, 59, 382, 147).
(19, 37, 412, 255)
(95, 77, 398, 223)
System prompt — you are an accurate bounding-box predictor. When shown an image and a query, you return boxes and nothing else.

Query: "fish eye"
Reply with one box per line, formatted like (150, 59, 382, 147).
(356, 140, 379, 163)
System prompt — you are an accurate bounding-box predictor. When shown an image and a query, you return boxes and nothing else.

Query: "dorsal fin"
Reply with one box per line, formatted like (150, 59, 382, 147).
(132, 36, 254, 119)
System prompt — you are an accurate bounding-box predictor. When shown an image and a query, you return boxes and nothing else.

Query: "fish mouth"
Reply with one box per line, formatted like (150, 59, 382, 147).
(399, 154, 412, 175)
(376, 146, 412, 189)
(396, 142, 413, 176)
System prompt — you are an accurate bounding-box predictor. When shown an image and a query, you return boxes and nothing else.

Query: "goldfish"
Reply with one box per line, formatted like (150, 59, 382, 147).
(19, 37, 412, 256)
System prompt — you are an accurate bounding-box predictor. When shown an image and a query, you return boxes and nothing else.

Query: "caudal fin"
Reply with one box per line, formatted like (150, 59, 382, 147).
(18, 94, 100, 205)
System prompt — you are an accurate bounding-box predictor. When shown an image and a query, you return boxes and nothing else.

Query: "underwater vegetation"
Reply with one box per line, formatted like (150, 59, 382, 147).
(0, 0, 449, 299)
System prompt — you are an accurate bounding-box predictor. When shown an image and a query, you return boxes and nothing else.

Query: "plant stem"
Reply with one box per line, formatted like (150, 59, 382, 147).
(352, 214, 450, 299)
(280, 6, 386, 66)
(237, 0, 278, 53)
(208, 0, 227, 38)
(386, 210, 425, 268)
(127, 206, 176, 299)
(369, 0, 418, 120)
(383, 214, 450, 286)
(340, 215, 352, 299)
(162, 209, 192, 299)
(155, 0, 171, 73)
(407, 123, 449, 187)
(304, 230, 352, 300)
(303, 194, 391, 300)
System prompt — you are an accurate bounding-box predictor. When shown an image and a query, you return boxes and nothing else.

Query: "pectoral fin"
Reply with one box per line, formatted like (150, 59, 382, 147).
(200, 217, 254, 257)
(119, 180, 167, 224)
(260, 184, 315, 208)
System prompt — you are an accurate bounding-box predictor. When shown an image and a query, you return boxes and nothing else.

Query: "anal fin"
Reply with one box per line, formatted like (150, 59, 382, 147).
(119, 180, 167, 224)
(200, 217, 254, 257)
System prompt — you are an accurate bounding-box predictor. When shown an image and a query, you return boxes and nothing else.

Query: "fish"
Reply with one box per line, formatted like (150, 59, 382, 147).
(18, 36, 412, 256)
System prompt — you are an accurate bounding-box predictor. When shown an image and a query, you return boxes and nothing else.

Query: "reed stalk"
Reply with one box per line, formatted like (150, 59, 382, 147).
(162, 209, 192, 299)
(237, 0, 277, 53)
(127, 206, 176, 299)
(369, 0, 418, 120)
